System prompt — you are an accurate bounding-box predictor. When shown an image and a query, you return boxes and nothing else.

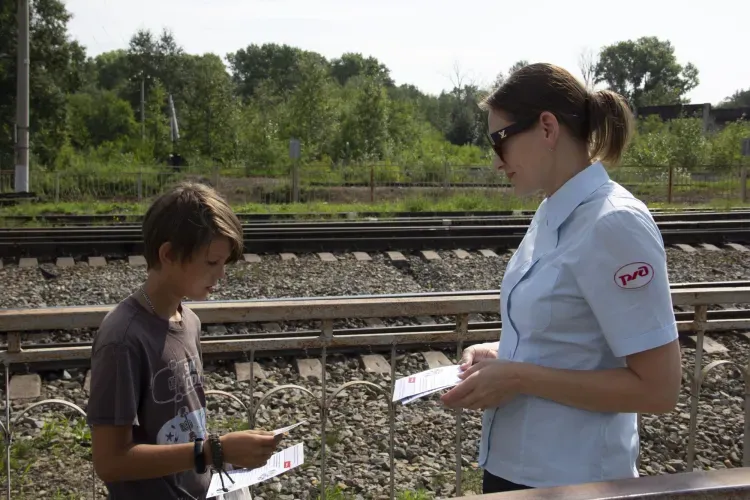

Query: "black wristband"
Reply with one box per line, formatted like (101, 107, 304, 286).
(208, 433, 224, 471)
(193, 438, 206, 474)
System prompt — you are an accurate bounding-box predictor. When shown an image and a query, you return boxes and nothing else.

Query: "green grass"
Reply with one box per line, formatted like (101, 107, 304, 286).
(2, 191, 750, 223)
(1, 414, 93, 499)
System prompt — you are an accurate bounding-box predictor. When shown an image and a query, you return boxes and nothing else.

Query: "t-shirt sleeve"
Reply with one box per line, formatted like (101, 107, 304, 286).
(571, 208, 678, 358)
(86, 342, 142, 427)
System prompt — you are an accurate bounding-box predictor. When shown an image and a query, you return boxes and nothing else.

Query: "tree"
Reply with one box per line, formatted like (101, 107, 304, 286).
(717, 88, 750, 108)
(578, 48, 598, 91)
(492, 59, 529, 89)
(595, 36, 699, 108)
(0, 0, 87, 166)
(330, 53, 393, 87)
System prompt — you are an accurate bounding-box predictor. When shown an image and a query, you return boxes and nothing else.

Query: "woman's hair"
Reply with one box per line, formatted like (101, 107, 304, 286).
(480, 62, 634, 166)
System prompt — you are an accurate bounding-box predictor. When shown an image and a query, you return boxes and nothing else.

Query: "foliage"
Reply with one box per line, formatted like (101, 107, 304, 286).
(595, 36, 699, 108)
(1, 2, 750, 180)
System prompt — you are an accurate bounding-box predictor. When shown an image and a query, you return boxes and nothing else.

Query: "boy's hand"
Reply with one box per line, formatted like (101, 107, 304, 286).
(219, 431, 282, 470)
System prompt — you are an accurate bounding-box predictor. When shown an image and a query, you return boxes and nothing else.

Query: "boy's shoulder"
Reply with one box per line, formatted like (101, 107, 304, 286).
(95, 295, 143, 348)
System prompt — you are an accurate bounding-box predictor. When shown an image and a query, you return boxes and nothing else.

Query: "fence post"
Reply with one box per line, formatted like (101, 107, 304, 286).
(137, 170, 143, 202)
(370, 165, 375, 203)
(667, 165, 674, 204)
(55, 172, 60, 204)
(212, 165, 219, 188)
(742, 139, 750, 203)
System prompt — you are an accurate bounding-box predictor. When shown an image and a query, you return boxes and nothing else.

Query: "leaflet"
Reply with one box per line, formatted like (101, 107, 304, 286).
(272, 421, 307, 436)
(207, 443, 304, 498)
(392, 365, 463, 403)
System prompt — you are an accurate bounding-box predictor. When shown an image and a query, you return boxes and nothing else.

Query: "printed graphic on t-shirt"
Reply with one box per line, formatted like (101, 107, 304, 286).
(156, 406, 207, 444)
(151, 355, 204, 404)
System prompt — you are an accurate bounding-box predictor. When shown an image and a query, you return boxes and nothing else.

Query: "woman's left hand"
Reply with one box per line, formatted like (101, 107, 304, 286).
(440, 360, 522, 410)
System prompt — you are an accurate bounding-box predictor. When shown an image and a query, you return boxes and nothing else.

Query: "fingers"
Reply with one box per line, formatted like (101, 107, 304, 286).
(459, 347, 475, 370)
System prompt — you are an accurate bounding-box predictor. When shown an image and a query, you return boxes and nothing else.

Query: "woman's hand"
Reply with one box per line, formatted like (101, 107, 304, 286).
(441, 359, 521, 411)
(458, 342, 499, 370)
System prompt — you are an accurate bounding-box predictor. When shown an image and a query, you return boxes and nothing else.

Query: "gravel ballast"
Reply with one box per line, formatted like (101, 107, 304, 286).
(0, 248, 749, 499)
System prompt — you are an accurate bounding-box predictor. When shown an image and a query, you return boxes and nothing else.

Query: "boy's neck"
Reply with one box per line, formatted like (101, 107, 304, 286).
(141, 273, 183, 321)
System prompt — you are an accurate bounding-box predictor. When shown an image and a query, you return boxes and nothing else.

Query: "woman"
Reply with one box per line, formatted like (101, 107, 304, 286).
(440, 63, 682, 494)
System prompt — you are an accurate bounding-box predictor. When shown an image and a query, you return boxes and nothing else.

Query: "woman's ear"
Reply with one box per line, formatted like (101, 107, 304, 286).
(539, 111, 560, 149)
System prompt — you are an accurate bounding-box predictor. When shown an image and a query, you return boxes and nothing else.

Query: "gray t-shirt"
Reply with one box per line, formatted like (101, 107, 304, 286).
(87, 294, 211, 499)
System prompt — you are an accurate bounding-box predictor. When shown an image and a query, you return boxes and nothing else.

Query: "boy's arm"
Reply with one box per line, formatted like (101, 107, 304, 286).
(92, 425, 205, 482)
(87, 342, 208, 481)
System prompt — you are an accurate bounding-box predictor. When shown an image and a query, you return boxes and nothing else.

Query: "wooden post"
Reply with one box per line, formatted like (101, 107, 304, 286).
(667, 165, 674, 204)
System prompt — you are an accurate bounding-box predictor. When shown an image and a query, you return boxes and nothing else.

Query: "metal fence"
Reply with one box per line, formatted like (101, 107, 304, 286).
(1, 164, 748, 208)
(0, 287, 749, 498)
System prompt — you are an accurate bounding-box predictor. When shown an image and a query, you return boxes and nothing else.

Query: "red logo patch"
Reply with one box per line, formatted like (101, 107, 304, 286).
(408, 377, 416, 383)
(614, 262, 654, 289)
(284, 460, 291, 468)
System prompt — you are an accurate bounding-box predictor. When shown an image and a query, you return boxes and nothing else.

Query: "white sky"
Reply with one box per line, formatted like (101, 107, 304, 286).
(63, 0, 747, 104)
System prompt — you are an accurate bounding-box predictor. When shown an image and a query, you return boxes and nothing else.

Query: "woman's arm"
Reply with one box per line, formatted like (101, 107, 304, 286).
(515, 339, 681, 414)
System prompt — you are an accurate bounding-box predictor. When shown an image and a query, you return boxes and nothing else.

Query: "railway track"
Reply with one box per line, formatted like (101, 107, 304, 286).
(3, 210, 750, 259)
(2, 280, 749, 372)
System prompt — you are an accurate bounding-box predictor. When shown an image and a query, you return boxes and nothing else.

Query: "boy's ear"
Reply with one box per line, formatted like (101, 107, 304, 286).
(158, 242, 176, 267)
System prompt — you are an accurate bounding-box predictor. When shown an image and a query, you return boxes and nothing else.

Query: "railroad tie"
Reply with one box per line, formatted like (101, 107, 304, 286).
(420, 250, 441, 261)
(674, 244, 697, 253)
(688, 335, 728, 354)
(243, 253, 261, 263)
(360, 354, 391, 375)
(234, 362, 267, 382)
(19, 257, 38, 268)
(128, 255, 147, 267)
(452, 249, 471, 259)
(726, 243, 749, 252)
(353, 251, 372, 261)
(296, 358, 323, 381)
(479, 249, 498, 258)
(280, 252, 297, 261)
(9, 374, 41, 400)
(422, 351, 453, 369)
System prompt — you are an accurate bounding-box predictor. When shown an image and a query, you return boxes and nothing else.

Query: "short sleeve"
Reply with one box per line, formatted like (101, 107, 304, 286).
(86, 342, 142, 427)
(571, 209, 678, 358)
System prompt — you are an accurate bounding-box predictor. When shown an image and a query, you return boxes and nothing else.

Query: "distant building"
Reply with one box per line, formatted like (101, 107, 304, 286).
(635, 103, 750, 132)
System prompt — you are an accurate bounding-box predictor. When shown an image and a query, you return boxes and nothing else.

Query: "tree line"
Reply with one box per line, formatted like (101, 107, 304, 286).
(0, 0, 748, 174)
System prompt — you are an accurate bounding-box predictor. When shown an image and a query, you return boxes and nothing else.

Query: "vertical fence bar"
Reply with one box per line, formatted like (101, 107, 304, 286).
(686, 304, 707, 471)
(5, 363, 11, 500)
(389, 343, 397, 500)
(137, 171, 143, 202)
(319, 319, 333, 500)
(667, 165, 674, 204)
(54, 172, 60, 203)
(454, 314, 468, 496)
(741, 166, 748, 203)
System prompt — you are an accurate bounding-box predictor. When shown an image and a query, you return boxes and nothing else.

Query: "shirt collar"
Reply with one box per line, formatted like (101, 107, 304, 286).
(544, 161, 610, 231)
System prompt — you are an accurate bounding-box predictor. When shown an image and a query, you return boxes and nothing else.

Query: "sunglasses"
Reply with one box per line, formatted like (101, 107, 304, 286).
(486, 116, 540, 161)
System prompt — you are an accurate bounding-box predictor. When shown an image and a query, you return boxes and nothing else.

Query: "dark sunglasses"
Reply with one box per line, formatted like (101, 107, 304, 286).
(486, 116, 540, 161)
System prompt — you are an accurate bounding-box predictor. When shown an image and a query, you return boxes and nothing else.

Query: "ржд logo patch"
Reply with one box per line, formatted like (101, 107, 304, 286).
(614, 262, 654, 289)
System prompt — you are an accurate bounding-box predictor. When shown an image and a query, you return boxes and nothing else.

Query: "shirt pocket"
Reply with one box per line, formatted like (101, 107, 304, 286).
(508, 263, 561, 336)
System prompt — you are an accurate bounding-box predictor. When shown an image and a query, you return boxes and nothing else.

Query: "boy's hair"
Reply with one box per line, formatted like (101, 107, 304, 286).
(142, 181, 243, 269)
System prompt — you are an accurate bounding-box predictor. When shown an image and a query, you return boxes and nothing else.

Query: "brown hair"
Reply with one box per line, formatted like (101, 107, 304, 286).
(480, 62, 634, 165)
(142, 182, 243, 269)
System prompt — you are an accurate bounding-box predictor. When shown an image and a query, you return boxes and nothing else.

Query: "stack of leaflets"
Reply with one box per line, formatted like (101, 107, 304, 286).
(207, 421, 307, 499)
(392, 365, 463, 405)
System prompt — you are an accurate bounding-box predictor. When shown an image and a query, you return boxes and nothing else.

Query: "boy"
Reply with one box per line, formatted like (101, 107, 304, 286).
(87, 182, 281, 499)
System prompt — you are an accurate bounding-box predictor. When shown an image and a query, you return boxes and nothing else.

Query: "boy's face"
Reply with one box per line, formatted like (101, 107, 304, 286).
(163, 236, 233, 301)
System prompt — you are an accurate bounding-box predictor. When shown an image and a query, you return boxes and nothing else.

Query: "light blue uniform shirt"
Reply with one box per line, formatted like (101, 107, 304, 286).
(479, 161, 678, 488)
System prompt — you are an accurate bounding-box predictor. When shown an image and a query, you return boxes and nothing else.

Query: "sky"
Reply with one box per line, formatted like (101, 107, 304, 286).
(63, 0, 747, 105)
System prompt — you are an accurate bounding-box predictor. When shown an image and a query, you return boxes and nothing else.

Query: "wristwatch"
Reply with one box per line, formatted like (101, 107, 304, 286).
(194, 437, 207, 474)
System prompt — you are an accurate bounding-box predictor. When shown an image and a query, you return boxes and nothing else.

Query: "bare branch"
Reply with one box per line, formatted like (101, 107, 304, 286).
(578, 47, 598, 91)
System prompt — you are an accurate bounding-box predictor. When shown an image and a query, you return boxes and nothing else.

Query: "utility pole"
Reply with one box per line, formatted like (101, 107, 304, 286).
(15, 0, 30, 193)
(140, 76, 145, 140)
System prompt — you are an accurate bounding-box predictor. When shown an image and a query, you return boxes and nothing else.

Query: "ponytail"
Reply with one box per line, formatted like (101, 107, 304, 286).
(586, 90, 634, 166)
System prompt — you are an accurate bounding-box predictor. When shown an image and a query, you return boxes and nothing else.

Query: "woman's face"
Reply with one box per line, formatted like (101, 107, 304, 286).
(488, 109, 557, 197)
